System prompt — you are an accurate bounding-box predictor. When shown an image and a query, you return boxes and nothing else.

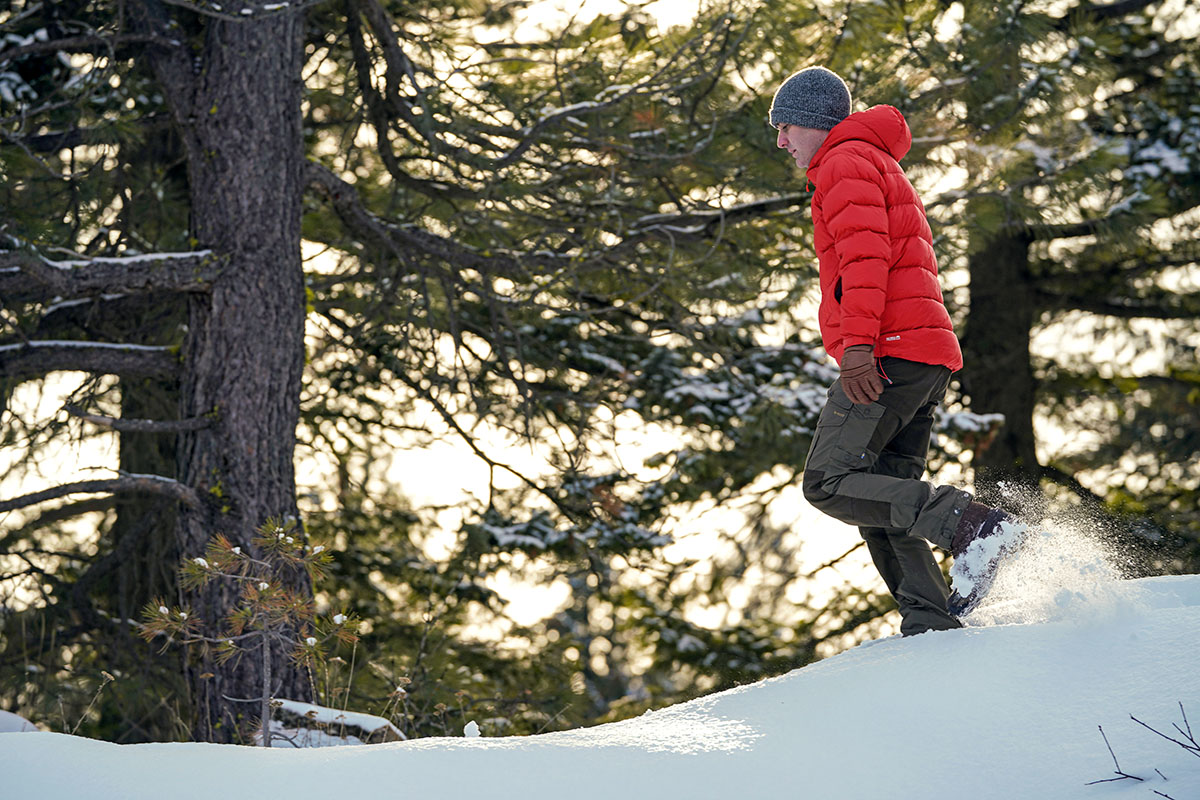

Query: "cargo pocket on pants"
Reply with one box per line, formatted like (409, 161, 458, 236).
(819, 395, 885, 473)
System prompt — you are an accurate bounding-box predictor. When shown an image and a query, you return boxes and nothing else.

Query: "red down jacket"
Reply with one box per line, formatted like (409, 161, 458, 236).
(807, 105, 963, 372)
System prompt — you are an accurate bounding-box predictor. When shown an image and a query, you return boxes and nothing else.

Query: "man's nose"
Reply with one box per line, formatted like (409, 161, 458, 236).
(776, 129, 786, 148)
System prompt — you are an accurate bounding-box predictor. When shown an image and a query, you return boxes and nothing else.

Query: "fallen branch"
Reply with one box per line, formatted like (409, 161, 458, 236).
(1131, 703, 1200, 758)
(1086, 706, 1197, 799)
(65, 404, 213, 434)
(1085, 725, 1145, 785)
(0, 474, 202, 514)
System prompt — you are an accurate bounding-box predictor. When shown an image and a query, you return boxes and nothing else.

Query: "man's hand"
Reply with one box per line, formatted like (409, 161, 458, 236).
(840, 345, 884, 405)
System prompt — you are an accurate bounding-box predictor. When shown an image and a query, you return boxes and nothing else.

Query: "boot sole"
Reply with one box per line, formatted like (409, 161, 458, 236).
(947, 521, 1030, 617)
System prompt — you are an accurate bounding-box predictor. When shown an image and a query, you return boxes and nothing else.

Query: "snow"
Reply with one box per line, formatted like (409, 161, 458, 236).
(940, 409, 1006, 433)
(1131, 141, 1191, 176)
(577, 347, 627, 374)
(42, 293, 129, 315)
(1014, 139, 1059, 173)
(0, 340, 172, 353)
(3, 565, 1199, 798)
(271, 699, 404, 741)
(0, 710, 38, 733)
(664, 379, 733, 403)
(40, 250, 213, 271)
(949, 518, 1027, 598)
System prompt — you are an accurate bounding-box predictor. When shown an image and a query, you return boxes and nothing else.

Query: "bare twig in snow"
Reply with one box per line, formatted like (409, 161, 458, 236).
(1085, 725, 1145, 785)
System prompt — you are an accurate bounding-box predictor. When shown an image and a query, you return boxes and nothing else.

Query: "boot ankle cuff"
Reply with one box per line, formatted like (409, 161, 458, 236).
(951, 501, 991, 553)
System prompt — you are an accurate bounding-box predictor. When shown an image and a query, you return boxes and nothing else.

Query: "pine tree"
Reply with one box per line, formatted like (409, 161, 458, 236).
(140, 519, 356, 747)
(5, 0, 1081, 744)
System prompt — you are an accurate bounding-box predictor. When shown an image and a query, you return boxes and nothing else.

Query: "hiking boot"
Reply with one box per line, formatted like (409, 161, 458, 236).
(946, 502, 1027, 617)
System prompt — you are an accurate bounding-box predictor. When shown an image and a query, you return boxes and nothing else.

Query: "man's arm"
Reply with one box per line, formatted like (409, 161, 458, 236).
(820, 152, 890, 403)
(821, 151, 890, 349)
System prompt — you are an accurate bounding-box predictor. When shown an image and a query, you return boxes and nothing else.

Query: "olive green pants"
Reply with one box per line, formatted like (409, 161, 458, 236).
(803, 358, 971, 634)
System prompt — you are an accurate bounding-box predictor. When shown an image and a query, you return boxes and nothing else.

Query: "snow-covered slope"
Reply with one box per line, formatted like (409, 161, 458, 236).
(3, 574, 1199, 800)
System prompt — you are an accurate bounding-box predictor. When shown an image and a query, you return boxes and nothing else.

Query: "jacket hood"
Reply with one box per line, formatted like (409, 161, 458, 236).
(809, 105, 912, 169)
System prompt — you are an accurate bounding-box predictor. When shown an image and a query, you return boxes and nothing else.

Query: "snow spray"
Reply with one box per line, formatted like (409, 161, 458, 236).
(959, 483, 1148, 627)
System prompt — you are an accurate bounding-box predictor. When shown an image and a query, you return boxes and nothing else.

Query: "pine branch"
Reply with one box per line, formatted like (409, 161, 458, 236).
(305, 159, 782, 282)
(0, 341, 179, 379)
(303, 161, 553, 279)
(491, 15, 737, 170)
(0, 32, 181, 66)
(802, 541, 867, 580)
(1025, 200, 1200, 243)
(20, 115, 175, 154)
(0, 474, 202, 514)
(1036, 288, 1200, 320)
(350, 0, 453, 162)
(0, 498, 116, 546)
(344, 4, 477, 193)
(65, 404, 213, 433)
(156, 0, 325, 21)
(0, 250, 224, 305)
(1056, 0, 1158, 30)
(1021, 214, 1136, 242)
(628, 193, 809, 239)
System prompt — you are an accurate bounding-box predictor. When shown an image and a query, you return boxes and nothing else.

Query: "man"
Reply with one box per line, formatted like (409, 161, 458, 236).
(770, 66, 1023, 633)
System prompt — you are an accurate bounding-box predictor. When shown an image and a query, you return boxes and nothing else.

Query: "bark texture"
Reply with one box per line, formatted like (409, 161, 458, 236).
(142, 3, 312, 742)
(961, 229, 1040, 504)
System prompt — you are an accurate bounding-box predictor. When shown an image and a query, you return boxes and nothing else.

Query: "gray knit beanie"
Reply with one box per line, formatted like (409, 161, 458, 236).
(768, 67, 851, 130)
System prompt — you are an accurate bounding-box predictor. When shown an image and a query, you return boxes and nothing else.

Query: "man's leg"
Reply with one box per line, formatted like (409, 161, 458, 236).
(803, 359, 970, 550)
(859, 397, 960, 634)
(863, 530, 959, 635)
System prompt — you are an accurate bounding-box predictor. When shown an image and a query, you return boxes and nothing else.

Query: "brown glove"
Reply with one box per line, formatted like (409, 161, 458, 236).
(840, 345, 884, 405)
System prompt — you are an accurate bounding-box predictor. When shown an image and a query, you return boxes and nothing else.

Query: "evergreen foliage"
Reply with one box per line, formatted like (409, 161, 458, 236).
(1, 0, 1195, 745)
(140, 518, 357, 746)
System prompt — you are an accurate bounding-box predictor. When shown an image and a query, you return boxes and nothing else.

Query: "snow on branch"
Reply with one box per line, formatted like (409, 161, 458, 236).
(64, 404, 214, 434)
(156, 0, 324, 21)
(0, 340, 179, 379)
(0, 249, 224, 304)
(0, 473, 202, 514)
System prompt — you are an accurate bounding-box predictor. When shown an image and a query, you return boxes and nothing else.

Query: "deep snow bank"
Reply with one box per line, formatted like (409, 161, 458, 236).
(3, 575, 1199, 800)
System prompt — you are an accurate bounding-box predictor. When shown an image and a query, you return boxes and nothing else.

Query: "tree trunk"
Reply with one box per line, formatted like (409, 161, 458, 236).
(115, 320, 182, 624)
(961, 229, 1040, 504)
(151, 8, 312, 742)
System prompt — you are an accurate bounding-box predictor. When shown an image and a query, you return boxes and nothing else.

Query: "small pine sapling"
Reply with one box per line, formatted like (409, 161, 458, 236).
(139, 518, 359, 747)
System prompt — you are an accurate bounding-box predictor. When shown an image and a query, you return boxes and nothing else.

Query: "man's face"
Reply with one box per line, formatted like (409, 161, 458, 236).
(775, 124, 828, 169)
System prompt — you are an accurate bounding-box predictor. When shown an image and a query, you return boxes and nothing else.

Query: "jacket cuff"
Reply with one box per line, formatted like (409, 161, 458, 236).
(842, 335, 877, 350)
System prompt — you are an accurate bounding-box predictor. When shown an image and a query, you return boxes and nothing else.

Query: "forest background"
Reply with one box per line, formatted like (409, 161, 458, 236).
(0, 0, 1197, 746)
